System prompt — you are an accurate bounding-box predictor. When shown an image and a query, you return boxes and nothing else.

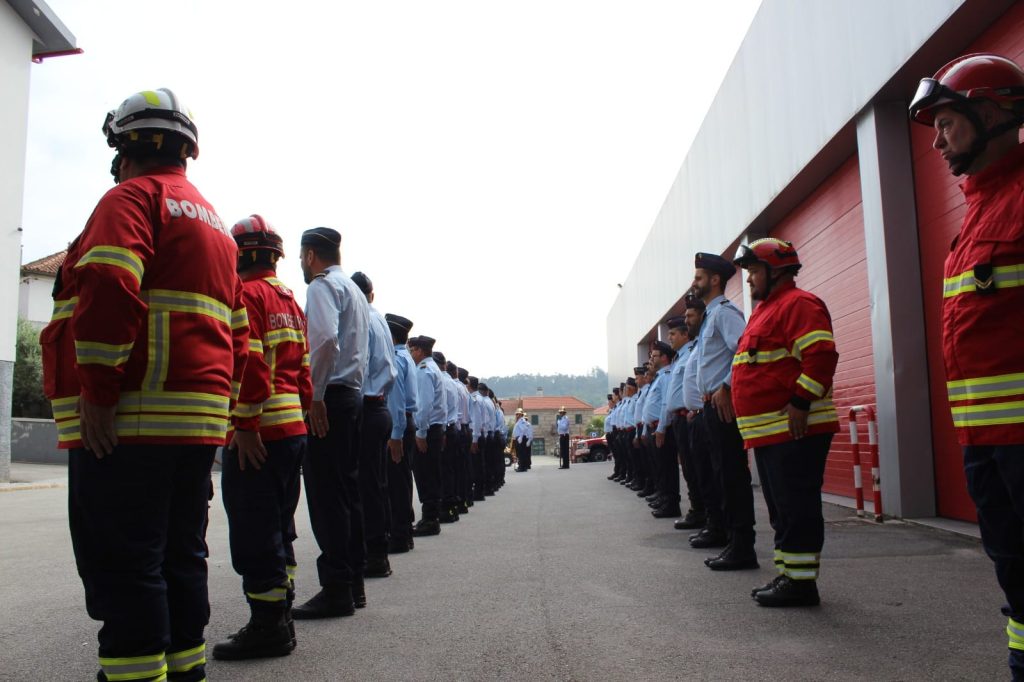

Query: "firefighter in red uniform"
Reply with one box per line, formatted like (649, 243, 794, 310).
(212, 215, 313, 660)
(731, 238, 839, 607)
(910, 54, 1024, 677)
(42, 89, 247, 682)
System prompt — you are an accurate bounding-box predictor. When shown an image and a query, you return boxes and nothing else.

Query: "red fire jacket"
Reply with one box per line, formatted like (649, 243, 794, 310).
(943, 143, 1024, 445)
(41, 166, 248, 448)
(731, 281, 840, 448)
(229, 269, 312, 441)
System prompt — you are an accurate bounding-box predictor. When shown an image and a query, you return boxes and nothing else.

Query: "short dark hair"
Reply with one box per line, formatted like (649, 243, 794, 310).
(302, 243, 339, 264)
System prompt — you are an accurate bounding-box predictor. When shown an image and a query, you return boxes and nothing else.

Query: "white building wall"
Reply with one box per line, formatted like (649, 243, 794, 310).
(0, 2, 33, 364)
(606, 0, 965, 383)
(19, 275, 54, 326)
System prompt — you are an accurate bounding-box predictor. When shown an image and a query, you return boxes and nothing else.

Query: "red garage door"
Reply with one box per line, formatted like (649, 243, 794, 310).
(910, 0, 1024, 521)
(771, 155, 876, 498)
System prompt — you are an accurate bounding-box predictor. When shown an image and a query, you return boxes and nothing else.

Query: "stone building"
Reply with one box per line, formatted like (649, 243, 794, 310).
(499, 395, 593, 456)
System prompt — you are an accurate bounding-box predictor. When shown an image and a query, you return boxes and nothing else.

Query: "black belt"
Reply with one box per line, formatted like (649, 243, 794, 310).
(363, 394, 385, 404)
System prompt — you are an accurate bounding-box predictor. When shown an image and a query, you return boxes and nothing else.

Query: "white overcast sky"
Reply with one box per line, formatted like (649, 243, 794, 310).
(22, 0, 760, 377)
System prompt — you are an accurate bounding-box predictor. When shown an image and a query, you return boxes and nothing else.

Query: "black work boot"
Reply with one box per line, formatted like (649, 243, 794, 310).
(365, 555, 393, 578)
(291, 585, 355, 620)
(753, 576, 820, 607)
(413, 518, 441, 536)
(212, 603, 294, 660)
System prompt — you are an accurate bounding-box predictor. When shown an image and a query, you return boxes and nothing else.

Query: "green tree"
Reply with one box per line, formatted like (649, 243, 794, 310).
(13, 319, 51, 418)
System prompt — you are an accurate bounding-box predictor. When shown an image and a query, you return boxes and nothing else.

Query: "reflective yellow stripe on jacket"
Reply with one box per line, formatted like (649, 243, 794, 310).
(944, 263, 1024, 298)
(736, 399, 838, 442)
(947, 372, 1024, 428)
(51, 391, 230, 445)
(261, 392, 303, 427)
(76, 245, 145, 284)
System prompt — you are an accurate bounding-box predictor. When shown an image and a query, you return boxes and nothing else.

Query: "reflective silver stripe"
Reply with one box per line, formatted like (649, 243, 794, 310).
(947, 372, 1024, 402)
(166, 644, 205, 673)
(99, 653, 167, 680)
(119, 390, 230, 416)
(264, 393, 300, 410)
(247, 586, 288, 602)
(144, 289, 231, 325)
(144, 311, 170, 392)
(51, 297, 78, 321)
(75, 341, 133, 367)
(944, 263, 1024, 297)
(797, 373, 826, 397)
(76, 246, 145, 283)
(265, 327, 305, 346)
(261, 408, 303, 427)
(232, 402, 263, 418)
(231, 308, 248, 330)
(951, 401, 1024, 428)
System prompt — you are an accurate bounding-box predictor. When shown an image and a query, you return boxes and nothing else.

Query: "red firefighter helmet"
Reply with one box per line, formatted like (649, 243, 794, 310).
(231, 215, 284, 257)
(910, 53, 1024, 126)
(733, 238, 801, 272)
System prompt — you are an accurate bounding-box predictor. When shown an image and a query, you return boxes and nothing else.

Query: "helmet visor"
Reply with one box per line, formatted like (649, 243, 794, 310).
(733, 244, 757, 267)
(909, 78, 968, 124)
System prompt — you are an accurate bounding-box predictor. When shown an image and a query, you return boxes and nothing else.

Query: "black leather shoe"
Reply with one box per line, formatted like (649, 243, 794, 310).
(706, 551, 759, 571)
(754, 576, 820, 607)
(645, 492, 660, 502)
(689, 529, 729, 549)
(652, 505, 682, 519)
(365, 556, 392, 578)
(387, 537, 411, 554)
(607, 474, 618, 481)
(674, 511, 706, 530)
(408, 536, 415, 550)
(292, 586, 355, 620)
(461, 501, 471, 514)
(412, 519, 441, 536)
(352, 577, 366, 609)
(439, 508, 459, 524)
(473, 493, 486, 502)
(751, 575, 786, 598)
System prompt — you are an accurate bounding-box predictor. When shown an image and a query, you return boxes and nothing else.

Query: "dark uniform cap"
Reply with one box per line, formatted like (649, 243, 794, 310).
(607, 393, 613, 400)
(432, 351, 447, 366)
(301, 227, 341, 247)
(666, 316, 686, 330)
(385, 313, 413, 333)
(478, 382, 489, 392)
(651, 340, 672, 356)
(627, 377, 637, 387)
(613, 387, 621, 395)
(468, 376, 479, 388)
(350, 271, 373, 296)
(684, 295, 706, 312)
(458, 368, 468, 381)
(407, 335, 436, 352)
(695, 252, 736, 282)
(633, 366, 647, 375)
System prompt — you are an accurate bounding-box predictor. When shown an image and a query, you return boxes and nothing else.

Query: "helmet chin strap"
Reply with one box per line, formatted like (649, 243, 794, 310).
(948, 105, 1023, 176)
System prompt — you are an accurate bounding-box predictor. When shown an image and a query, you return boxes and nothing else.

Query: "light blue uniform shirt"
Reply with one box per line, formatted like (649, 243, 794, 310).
(362, 306, 397, 398)
(456, 382, 470, 426)
(512, 417, 532, 445)
(305, 265, 369, 399)
(387, 343, 418, 440)
(643, 365, 671, 427)
(493, 403, 505, 434)
(442, 374, 458, 426)
(696, 295, 746, 396)
(603, 405, 614, 433)
(634, 385, 650, 431)
(683, 339, 704, 411)
(659, 344, 692, 434)
(414, 357, 447, 438)
(557, 415, 570, 435)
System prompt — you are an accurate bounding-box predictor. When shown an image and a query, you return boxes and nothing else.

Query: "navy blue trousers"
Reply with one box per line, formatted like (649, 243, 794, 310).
(69, 444, 214, 682)
(222, 434, 304, 604)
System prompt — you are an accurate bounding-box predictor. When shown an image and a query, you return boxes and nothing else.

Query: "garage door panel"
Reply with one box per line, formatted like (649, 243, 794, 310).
(771, 155, 874, 499)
